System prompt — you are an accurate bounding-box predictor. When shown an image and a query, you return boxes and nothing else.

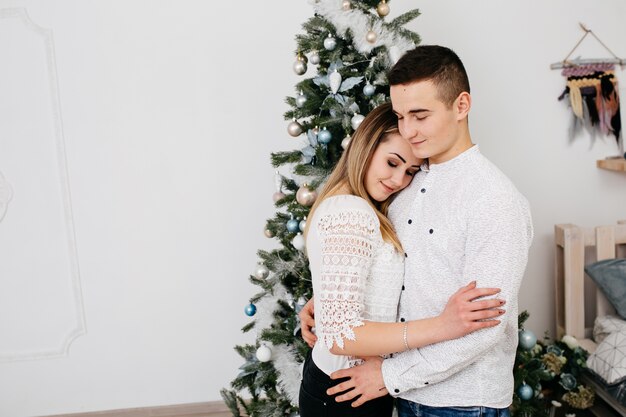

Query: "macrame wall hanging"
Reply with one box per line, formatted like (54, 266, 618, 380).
(551, 24, 625, 158)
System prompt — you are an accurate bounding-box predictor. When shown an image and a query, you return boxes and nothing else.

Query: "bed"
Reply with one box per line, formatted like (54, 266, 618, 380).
(555, 221, 626, 416)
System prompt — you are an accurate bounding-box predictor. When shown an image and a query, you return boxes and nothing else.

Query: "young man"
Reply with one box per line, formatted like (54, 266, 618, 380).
(299, 45, 533, 417)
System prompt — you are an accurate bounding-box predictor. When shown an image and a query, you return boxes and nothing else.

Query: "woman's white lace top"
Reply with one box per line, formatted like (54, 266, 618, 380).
(307, 195, 404, 376)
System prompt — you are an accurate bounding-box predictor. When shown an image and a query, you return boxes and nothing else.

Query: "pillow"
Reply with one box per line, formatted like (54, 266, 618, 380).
(587, 328, 626, 385)
(594, 315, 626, 344)
(585, 259, 626, 319)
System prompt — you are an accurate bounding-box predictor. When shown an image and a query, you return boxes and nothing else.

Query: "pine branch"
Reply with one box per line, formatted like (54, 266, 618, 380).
(388, 9, 421, 28)
(271, 151, 303, 167)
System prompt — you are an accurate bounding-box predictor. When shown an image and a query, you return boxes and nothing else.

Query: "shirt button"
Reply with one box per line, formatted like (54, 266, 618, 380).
(402, 285, 405, 291)
(408, 219, 412, 224)
(421, 188, 426, 193)
(425, 382, 429, 385)
(400, 318, 406, 322)
(394, 389, 400, 393)
(404, 252, 407, 258)
(429, 229, 434, 234)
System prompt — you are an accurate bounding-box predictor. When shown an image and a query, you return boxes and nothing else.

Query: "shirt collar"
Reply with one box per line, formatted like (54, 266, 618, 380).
(420, 144, 479, 173)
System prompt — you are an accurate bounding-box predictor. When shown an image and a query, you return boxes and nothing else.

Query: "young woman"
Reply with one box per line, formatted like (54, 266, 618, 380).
(299, 103, 505, 417)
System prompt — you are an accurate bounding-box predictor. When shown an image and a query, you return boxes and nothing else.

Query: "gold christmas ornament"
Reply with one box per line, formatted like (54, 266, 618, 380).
(377, 0, 390, 17)
(342, 0, 351, 10)
(287, 120, 303, 137)
(366, 30, 377, 44)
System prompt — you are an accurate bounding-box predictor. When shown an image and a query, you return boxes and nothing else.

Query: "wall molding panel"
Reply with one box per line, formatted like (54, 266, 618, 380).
(0, 8, 86, 362)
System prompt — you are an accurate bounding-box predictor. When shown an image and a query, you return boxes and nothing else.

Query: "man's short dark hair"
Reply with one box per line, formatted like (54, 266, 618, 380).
(388, 45, 470, 107)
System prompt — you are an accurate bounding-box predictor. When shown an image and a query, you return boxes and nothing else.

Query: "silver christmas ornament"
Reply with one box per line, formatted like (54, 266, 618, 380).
(323, 34, 337, 51)
(309, 50, 320, 65)
(299, 217, 307, 232)
(351, 114, 365, 130)
(366, 30, 377, 44)
(287, 120, 303, 137)
(342, 0, 351, 10)
(329, 70, 342, 94)
(255, 264, 270, 279)
(293, 60, 307, 75)
(377, 0, 390, 17)
(518, 329, 537, 350)
(296, 184, 317, 206)
(287, 218, 300, 233)
(295, 91, 308, 108)
(363, 82, 376, 97)
(256, 344, 272, 362)
(341, 135, 352, 150)
(292, 233, 306, 251)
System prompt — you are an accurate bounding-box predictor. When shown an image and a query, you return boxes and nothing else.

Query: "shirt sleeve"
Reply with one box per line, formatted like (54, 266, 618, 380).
(382, 192, 533, 393)
(315, 208, 379, 350)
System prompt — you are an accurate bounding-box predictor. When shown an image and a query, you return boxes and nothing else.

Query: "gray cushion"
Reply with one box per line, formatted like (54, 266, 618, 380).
(585, 259, 626, 319)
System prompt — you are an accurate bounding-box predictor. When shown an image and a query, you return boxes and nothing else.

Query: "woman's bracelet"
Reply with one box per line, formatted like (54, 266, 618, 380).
(403, 322, 410, 351)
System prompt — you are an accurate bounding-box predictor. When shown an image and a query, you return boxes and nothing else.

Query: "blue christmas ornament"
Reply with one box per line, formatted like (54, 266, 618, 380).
(518, 329, 537, 350)
(244, 303, 257, 317)
(318, 128, 332, 144)
(517, 383, 533, 401)
(287, 219, 300, 233)
(363, 83, 376, 96)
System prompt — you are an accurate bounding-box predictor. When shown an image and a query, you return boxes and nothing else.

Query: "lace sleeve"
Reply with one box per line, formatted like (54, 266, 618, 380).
(315, 209, 379, 350)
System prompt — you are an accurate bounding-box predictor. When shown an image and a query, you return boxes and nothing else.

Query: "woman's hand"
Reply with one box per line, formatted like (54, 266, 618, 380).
(298, 298, 317, 347)
(438, 281, 505, 340)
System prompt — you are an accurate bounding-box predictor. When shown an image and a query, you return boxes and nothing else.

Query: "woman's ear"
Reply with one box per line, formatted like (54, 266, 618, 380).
(455, 92, 471, 120)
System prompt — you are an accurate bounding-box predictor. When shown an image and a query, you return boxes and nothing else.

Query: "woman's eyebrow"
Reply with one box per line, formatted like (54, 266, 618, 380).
(390, 152, 406, 163)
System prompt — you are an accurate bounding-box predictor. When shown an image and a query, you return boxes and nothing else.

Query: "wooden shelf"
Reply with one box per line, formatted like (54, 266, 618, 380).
(597, 158, 626, 171)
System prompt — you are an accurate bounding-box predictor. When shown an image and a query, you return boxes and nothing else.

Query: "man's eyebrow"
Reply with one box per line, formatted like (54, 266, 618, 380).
(392, 108, 430, 116)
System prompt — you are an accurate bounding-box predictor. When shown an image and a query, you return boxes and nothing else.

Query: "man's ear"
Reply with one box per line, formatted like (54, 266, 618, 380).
(455, 92, 471, 120)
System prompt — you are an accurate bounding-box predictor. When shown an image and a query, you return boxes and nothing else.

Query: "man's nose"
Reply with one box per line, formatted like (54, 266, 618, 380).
(399, 118, 417, 140)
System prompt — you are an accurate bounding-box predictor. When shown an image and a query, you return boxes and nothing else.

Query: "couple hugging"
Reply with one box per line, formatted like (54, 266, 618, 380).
(297, 45, 533, 417)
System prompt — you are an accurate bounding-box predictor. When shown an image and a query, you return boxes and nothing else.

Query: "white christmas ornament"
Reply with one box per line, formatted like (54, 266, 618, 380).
(323, 34, 337, 51)
(351, 114, 365, 130)
(293, 60, 307, 75)
(329, 70, 342, 94)
(256, 345, 272, 362)
(309, 50, 320, 65)
(292, 234, 306, 251)
(341, 135, 352, 150)
(255, 264, 270, 280)
(296, 91, 308, 108)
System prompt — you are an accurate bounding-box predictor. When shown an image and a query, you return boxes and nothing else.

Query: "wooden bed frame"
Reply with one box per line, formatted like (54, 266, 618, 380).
(555, 221, 626, 416)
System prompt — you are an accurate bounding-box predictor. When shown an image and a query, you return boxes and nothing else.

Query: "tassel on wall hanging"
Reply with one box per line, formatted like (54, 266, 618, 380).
(552, 23, 625, 158)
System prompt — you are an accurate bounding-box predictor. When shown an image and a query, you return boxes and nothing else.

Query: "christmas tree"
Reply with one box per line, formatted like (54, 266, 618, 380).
(220, 1, 420, 416)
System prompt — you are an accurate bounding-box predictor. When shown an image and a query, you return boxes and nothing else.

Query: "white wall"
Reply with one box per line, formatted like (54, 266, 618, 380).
(0, 1, 624, 416)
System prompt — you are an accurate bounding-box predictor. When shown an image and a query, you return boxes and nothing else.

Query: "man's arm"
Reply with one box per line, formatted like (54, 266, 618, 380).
(381, 193, 533, 395)
(328, 193, 532, 403)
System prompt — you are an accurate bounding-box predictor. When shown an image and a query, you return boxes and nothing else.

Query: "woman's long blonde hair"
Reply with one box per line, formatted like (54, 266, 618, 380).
(305, 102, 404, 252)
